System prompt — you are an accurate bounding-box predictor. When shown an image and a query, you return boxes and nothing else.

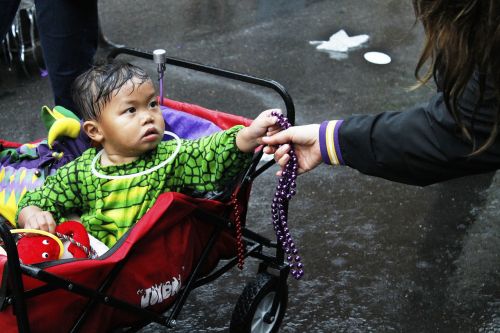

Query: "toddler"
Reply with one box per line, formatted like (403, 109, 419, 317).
(16, 62, 280, 247)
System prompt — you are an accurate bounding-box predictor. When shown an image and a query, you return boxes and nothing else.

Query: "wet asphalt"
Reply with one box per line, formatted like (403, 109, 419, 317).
(1, 0, 500, 332)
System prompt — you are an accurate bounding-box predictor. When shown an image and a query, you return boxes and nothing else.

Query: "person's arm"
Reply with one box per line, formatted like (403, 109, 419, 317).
(174, 126, 254, 192)
(173, 109, 280, 192)
(329, 70, 500, 185)
(337, 88, 499, 186)
(16, 159, 82, 231)
(265, 72, 500, 186)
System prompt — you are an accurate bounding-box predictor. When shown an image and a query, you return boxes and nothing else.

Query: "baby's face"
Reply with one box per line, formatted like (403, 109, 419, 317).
(97, 78, 165, 161)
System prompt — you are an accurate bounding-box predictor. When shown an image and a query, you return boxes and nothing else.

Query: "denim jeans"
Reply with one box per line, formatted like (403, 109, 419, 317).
(34, 0, 98, 116)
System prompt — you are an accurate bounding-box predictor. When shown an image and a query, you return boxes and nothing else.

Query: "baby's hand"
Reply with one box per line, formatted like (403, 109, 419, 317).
(236, 109, 282, 152)
(251, 109, 283, 141)
(17, 206, 56, 234)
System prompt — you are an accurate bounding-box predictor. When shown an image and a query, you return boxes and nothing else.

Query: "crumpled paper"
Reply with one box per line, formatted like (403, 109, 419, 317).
(310, 29, 369, 55)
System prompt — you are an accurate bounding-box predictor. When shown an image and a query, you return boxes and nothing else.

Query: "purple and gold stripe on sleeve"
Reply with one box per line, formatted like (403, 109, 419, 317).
(319, 120, 344, 165)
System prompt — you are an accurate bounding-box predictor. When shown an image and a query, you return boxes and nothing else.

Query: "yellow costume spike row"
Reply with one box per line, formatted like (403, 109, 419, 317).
(18, 168, 27, 184)
(0, 189, 20, 226)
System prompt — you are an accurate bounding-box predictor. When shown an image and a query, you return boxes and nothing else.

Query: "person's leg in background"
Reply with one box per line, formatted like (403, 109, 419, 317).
(0, 0, 21, 41)
(34, 0, 98, 118)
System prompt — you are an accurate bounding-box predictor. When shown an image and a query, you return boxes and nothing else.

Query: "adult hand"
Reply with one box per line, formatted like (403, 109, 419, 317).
(262, 124, 322, 175)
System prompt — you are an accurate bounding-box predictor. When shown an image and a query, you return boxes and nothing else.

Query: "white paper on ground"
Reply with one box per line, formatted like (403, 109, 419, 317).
(310, 29, 370, 53)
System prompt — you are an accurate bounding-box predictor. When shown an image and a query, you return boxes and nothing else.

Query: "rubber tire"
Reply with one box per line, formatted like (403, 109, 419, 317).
(229, 272, 288, 333)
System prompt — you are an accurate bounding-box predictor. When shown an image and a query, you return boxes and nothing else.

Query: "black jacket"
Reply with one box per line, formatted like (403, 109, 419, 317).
(338, 71, 500, 186)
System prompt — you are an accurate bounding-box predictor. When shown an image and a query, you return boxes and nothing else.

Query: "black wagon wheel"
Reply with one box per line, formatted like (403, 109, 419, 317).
(229, 272, 288, 333)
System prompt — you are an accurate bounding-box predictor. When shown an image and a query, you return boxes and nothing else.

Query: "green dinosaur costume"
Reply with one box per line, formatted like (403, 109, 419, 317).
(17, 126, 252, 247)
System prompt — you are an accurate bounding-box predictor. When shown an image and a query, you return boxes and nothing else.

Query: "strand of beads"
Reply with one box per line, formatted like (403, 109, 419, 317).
(271, 111, 303, 280)
(231, 193, 245, 270)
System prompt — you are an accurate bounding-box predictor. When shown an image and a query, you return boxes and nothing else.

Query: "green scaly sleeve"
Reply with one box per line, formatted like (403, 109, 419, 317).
(174, 125, 253, 192)
(16, 158, 83, 226)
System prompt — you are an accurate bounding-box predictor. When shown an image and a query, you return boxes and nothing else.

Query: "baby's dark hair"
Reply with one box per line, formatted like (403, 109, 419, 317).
(72, 62, 152, 120)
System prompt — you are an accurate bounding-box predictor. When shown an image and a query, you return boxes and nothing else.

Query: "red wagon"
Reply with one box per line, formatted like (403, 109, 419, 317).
(0, 48, 295, 333)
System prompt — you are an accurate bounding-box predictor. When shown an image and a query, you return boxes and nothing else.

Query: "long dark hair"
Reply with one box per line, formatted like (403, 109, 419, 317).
(413, 0, 500, 154)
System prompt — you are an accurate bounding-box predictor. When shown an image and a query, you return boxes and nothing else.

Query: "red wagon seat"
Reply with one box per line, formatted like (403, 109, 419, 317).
(0, 192, 239, 333)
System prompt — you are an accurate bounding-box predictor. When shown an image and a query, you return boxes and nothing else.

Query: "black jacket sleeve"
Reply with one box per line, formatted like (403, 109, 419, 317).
(338, 72, 500, 186)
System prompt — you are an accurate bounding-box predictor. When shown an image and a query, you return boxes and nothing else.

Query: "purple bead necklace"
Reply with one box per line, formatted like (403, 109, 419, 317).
(271, 111, 303, 280)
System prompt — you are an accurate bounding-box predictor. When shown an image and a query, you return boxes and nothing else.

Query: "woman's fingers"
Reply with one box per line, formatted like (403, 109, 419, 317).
(266, 127, 281, 136)
(262, 129, 291, 146)
(275, 144, 291, 161)
(275, 154, 290, 176)
(263, 145, 276, 155)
